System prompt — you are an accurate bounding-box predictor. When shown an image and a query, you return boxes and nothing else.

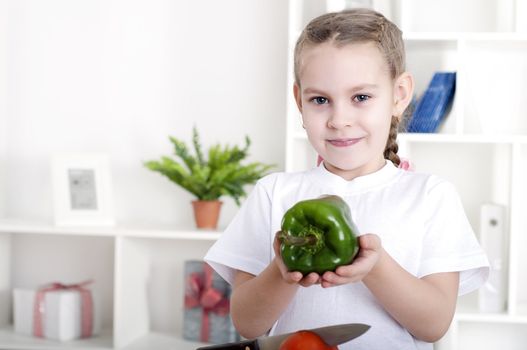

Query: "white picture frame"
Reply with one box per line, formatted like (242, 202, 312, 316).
(51, 153, 115, 227)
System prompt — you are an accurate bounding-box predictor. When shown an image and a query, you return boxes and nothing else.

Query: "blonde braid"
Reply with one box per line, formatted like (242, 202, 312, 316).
(384, 116, 400, 166)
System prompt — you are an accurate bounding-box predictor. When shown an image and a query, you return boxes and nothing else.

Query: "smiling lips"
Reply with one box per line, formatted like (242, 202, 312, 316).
(327, 137, 363, 147)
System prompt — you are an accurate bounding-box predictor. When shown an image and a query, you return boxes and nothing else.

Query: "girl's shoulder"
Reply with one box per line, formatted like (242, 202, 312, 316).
(397, 168, 460, 198)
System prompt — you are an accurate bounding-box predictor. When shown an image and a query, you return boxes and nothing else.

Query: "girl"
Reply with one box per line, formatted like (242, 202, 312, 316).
(205, 9, 488, 349)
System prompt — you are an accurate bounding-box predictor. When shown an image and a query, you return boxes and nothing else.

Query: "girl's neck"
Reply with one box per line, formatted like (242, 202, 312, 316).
(323, 158, 387, 181)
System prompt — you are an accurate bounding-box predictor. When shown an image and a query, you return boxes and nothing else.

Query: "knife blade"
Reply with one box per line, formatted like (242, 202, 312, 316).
(195, 323, 370, 350)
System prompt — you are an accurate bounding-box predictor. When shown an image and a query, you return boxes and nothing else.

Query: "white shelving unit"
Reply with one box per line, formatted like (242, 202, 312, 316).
(0, 221, 218, 350)
(2, 1, 527, 349)
(286, 0, 527, 349)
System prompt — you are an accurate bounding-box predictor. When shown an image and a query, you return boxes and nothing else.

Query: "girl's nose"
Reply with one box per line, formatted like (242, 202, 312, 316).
(327, 102, 353, 129)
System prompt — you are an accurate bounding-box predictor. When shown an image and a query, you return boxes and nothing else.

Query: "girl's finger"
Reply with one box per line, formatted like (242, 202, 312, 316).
(322, 272, 351, 286)
(299, 272, 320, 287)
(285, 271, 303, 283)
(359, 233, 381, 250)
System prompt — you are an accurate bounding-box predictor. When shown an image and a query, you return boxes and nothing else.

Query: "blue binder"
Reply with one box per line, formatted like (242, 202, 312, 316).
(407, 72, 456, 133)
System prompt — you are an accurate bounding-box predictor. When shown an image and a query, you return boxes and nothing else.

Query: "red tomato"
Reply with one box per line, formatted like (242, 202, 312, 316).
(279, 330, 339, 350)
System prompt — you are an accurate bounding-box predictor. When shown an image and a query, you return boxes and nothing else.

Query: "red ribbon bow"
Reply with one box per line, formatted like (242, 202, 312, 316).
(184, 263, 230, 342)
(33, 280, 94, 339)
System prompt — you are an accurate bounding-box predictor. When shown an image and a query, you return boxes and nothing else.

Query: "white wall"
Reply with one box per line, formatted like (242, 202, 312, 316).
(4, 0, 288, 227)
(0, 0, 7, 325)
(0, 0, 7, 218)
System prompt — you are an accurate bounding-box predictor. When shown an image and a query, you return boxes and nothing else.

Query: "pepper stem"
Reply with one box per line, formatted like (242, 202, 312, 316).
(279, 233, 317, 246)
(278, 225, 325, 255)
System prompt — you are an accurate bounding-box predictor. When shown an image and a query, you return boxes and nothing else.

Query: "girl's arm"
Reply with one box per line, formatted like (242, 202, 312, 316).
(322, 234, 459, 343)
(230, 236, 320, 339)
(230, 261, 296, 339)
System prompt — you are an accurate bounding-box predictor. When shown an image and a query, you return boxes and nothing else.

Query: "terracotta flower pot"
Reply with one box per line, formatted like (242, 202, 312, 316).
(191, 200, 223, 229)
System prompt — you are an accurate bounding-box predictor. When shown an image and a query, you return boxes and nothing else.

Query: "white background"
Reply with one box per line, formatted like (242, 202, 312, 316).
(0, 0, 288, 228)
(3, 1, 527, 349)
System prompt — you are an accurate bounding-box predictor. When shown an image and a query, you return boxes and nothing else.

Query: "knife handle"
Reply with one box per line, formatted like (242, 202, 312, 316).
(195, 339, 259, 350)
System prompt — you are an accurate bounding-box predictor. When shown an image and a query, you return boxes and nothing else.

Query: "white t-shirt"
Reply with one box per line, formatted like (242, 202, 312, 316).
(204, 161, 489, 350)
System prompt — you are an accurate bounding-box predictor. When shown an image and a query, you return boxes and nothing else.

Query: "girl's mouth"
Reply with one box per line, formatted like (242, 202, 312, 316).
(327, 138, 363, 147)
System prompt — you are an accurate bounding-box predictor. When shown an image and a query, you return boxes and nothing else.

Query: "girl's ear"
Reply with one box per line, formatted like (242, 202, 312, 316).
(293, 83, 303, 113)
(392, 72, 414, 120)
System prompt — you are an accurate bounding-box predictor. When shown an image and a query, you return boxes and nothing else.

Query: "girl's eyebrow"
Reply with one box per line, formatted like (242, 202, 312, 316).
(349, 84, 379, 92)
(303, 87, 326, 95)
(303, 84, 379, 95)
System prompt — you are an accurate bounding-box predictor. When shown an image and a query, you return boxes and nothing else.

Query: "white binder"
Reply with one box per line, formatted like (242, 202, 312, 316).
(478, 203, 507, 313)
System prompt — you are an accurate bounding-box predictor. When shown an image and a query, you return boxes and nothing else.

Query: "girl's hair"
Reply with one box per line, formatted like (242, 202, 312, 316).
(294, 8, 406, 166)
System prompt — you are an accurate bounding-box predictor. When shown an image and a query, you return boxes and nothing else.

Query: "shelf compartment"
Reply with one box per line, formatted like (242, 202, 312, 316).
(404, 39, 459, 134)
(462, 40, 527, 135)
(405, 39, 458, 94)
(1, 224, 112, 349)
(0, 326, 113, 350)
(508, 144, 527, 316)
(398, 0, 515, 33)
(114, 236, 215, 349)
(8, 233, 115, 335)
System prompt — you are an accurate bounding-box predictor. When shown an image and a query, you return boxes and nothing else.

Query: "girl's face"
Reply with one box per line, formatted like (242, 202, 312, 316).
(294, 42, 406, 180)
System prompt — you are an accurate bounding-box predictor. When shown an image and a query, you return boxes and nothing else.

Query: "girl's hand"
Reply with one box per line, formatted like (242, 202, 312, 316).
(320, 233, 382, 288)
(273, 231, 321, 287)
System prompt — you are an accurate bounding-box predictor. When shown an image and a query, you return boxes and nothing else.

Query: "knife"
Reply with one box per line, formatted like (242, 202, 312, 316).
(195, 323, 370, 350)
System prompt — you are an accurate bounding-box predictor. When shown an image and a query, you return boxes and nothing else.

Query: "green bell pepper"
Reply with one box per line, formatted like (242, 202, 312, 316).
(278, 195, 359, 275)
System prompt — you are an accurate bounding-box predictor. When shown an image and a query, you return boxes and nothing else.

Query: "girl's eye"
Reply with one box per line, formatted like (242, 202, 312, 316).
(354, 94, 370, 103)
(311, 96, 329, 105)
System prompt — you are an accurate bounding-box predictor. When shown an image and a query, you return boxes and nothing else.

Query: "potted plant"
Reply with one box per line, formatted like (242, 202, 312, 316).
(144, 127, 274, 229)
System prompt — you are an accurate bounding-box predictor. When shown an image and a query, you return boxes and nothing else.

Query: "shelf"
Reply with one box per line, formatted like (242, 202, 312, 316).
(122, 332, 206, 350)
(288, 10, 527, 46)
(404, 32, 527, 41)
(456, 313, 527, 324)
(0, 327, 113, 350)
(0, 219, 222, 241)
(403, 32, 460, 41)
(0, 328, 209, 350)
(398, 133, 527, 144)
(290, 131, 527, 144)
(398, 0, 516, 34)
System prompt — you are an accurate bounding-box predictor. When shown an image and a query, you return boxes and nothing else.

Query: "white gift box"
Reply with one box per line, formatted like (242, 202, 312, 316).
(13, 288, 101, 341)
